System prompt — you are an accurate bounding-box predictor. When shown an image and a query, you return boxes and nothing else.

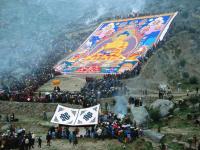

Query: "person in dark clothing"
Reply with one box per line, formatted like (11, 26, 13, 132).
(18, 137, 25, 150)
(198, 143, 200, 150)
(65, 127, 70, 139)
(28, 132, 32, 150)
(159, 90, 162, 99)
(128, 96, 134, 105)
(38, 91, 41, 98)
(54, 86, 61, 92)
(196, 87, 199, 95)
(193, 135, 197, 148)
(160, 143, 167, 150)
(38, 137, 42, 148)
(105, 102, 108, 111)
(6, 114, 9, 122)
(134, 98, 139, 107)
(69, 131, 73, 144)
(11, 112, 15, 121)
(72, 131, 78, 146)
(24, 137, 29, 150)
(46, 133, 51, 146)
(43, 111, 47, 120)
(31, 135, 35, 149)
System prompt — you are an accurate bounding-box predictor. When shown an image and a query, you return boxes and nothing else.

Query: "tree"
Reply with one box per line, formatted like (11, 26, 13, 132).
(179, 59, 186, 67)
(149, 108, 161, 122)
(182, 72, 189, 78)
(189, 96, 199, 105)
(189, 76, 198, 84)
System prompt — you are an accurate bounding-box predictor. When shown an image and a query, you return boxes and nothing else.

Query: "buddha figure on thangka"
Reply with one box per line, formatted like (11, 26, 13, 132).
(54, 13, 177, 74)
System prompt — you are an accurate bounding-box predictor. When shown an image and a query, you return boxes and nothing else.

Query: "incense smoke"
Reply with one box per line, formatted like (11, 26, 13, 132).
(114, 96, 128, 115)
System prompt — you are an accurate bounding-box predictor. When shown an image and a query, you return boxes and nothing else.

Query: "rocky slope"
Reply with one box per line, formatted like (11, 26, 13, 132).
(126, 0, 200, 91)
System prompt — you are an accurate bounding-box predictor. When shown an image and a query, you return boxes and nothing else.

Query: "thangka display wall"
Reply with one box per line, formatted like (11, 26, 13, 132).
(55, 12, 177, 74)
(51, 104, 100, 126)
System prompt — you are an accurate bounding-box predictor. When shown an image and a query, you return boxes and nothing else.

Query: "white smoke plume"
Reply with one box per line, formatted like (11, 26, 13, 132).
(114, 96, 128, 115)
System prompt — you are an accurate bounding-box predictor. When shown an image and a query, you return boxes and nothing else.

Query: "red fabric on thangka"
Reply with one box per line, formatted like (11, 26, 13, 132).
(76, 65, 101, 73)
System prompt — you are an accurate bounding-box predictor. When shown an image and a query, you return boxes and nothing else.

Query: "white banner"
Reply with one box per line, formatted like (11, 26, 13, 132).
(50, 105, 79, 125)
(159, 12, 178, 41)
(75, 105, 100, 125)
(51, 104, 100, 126)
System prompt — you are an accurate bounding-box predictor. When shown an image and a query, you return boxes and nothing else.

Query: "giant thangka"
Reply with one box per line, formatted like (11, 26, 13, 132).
(51, 104, 100, 126)
(55, 12, 178, 74)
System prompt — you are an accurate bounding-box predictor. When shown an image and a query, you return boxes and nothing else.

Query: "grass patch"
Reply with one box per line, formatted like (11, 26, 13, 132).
(162, 135, 184, 150)
(148, 120, 164, 129)
(168, 142, 184, 150)
(107, 138, 153, 150)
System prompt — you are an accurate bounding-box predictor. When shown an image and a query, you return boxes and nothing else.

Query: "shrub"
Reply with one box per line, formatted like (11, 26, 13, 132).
(179, 59, 186, 67)
(112, 100, 116, 106)
(143, 141, 154, 150)
(188, 96, 199, 105)
(181, 11, 189, 18)
(149, 108, 161, 122)
(182, 72, 189, 78)
(189, 76, 198, 84)
(175, 48, 181, 57)
(127, 107, 131, 114)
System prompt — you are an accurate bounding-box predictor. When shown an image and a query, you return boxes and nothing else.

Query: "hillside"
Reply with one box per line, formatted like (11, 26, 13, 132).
(125, 0, 200, 92)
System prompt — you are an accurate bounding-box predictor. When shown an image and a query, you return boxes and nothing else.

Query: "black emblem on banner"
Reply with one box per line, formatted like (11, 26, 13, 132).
(60, 112, 70, 121)
(83, 112, 93, 121)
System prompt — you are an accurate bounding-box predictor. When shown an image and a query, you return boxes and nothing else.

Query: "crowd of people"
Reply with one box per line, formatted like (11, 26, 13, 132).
(0, 112, 143, 148)
(104, 11, 176, 22)
(0, 125, 37, 150)
(0, 62, 142, 107)
(47, 112, 143, 145)
(0, 65, 55, 102)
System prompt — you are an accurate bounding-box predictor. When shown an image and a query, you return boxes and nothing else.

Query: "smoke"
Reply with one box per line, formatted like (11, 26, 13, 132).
(113, 96, 128, 115)
(0, 0, 147, 82)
